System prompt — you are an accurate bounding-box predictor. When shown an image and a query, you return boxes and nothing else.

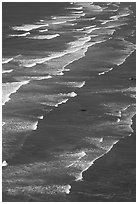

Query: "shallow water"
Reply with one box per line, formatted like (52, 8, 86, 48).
(2, 2, 136, 201)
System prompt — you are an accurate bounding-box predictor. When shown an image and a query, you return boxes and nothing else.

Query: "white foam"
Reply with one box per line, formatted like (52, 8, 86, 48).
(61, 92, 77, 98)
(32, 121, 39, 130)
(52, 71, 64, 76)
(110, 13, 130, 20)
(90, 4, 103, 11)
(100, 138, 103, 142)
(17, 53, 66, 67)
(2, 81, 29, 105)
(52, 21, 67, 25)
(38, 115, 44, 120)
(9, 32, 30, 37)
(68, 36, 91, 48)
(64, 185, 71, 194)
(67, 6, 83, 10)
(100, 19, 113, 25)
(25, 75, 52, 80)
(2, 161, 8, 167)
(27, 34, 60, 40)
(12, 24, 48, 31)
(74, 28, 84, 31)
(98, 68, 113, 76)
(73, 81, 85, 88)
(67, 151, 86, 168)
(74, 139, 119, 181)
(67, 92, 77, 97)
(2, 122, 6, 126)
(39, 29, 48, 32)
(55, 99, 69, 107)
(84, 27, 99, 34)
(84, 25, 96, 29)
(51, 16, 57, 20)
(98, 71, 105, 76)
(72, 11, 84, 14)
(87, 17, 96, 20)
(2, 69, 13, 74)
(2, 57, 13, 64)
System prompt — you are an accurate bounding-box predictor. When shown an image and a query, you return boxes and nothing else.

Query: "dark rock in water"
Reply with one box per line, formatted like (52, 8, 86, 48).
(129, 77, 136, 81)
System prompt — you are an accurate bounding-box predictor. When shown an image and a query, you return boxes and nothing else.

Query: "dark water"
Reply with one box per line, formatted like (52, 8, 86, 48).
(2, 2, 136, 202)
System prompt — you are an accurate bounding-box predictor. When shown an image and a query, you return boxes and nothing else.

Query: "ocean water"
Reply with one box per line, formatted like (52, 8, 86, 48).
(2, 2, 136, 202)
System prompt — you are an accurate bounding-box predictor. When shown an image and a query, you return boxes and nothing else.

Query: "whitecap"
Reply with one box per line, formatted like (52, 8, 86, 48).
(67, 151, 86, 168)
(2, 81, 29, 105)
(8, 32, 30, 37)
(2, 69, 13, 74)
(52, 21, 67, 25)
(71, 11, 84, 14)
(66, 81, 85, 88)
(2, 122, 6, 126)
(39, 29, 48, 33)
(110, 13, 130, 20)
(74, 28, 84, 31)
(27, 34, 60, 40)
(51, 16, 57, 20)
(64, 185, 71, 194)
(12, 24, 48, 31)
(25, 75, 52, 80)
(60, 92, 77, 97)
(2, 57, 13, 64)
(68, 36, 91, 48)
(98, 68, 113, 76)
(2, 161, 8, 167)
(67, 6, 83, 10)
(38, 115, 44, 120)
(32, 121, 39, 130)
(87, 17, 96, 20)
(55, 99, 69, 107)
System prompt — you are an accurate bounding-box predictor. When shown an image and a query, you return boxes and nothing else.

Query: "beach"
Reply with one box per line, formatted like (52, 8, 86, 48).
(2, 2, 136, 202)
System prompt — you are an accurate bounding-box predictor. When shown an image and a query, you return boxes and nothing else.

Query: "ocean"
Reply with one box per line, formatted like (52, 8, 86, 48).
(2, 2, 136, 202)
